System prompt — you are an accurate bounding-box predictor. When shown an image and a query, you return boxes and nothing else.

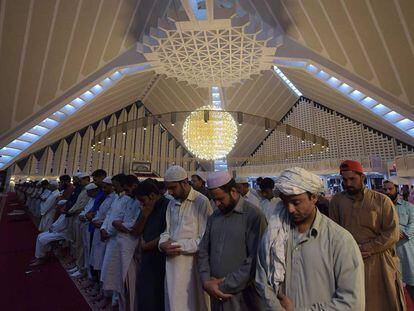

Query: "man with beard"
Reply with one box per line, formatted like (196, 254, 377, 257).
(330, 160, 406, 311)
(256, 167, 365, 310)
(383, 179, 414, 302)
(198, 171, 267, 311)
(159, 165, 212, 311)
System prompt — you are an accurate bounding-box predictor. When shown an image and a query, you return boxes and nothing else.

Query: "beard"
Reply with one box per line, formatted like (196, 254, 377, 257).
(345, 186, 362, 195)
(387, 192, 398, 202)
(220, 197, 238, 214)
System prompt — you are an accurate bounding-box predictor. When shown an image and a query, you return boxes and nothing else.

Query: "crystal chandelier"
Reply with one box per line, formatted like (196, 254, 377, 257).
(182, 105, 238, 160)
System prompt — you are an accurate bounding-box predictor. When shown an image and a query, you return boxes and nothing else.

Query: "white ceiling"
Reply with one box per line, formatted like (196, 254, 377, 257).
(0, 0, 413, 169)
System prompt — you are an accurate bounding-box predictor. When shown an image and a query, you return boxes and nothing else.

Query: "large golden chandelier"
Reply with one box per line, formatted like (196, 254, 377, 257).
(182, 105, 238, 160)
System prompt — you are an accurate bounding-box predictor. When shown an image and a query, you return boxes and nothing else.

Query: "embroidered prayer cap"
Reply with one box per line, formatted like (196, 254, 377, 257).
(57, 200, 67, 205)
(235, 176, 249, 184)
(207, 171, 232, 189)
(339, 160, 364, 174)
(102, 176, 112, 184)
(165, 165, 187, 182)
(275, 167, 324, 195)
(85, 183, 98, 191)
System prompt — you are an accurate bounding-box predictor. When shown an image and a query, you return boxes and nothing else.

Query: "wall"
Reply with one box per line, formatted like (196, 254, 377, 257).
(8, 101, 197, 182)
(249, 97, 414, 166)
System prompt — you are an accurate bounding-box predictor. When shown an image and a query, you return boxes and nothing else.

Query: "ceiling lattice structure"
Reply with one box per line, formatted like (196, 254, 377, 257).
(0, 0, 413, 169)
(138, 15, 279, 87)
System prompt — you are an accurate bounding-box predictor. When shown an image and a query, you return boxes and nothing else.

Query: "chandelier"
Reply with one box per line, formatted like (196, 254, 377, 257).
(182, 105, 238, 160)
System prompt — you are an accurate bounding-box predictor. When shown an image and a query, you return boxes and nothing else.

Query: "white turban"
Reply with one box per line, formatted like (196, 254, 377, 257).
(275, 167, 324, 195)
(165, 165, 187, 182)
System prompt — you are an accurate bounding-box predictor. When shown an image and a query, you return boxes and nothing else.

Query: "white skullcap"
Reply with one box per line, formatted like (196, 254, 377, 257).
(85, 183, 98, 191)
(49, 180, 59, 187)
(235, 176, 249, 184)
(77, 172, 89, 179)
(57, 199, 67, 205)
(275, 167, 324, 195)
(165, 165, 187, 182)
(388, 176, 410, 186)
(207, 171, 232, 189)
(103, 176, 112, 184)
(192, 171, 207, 182)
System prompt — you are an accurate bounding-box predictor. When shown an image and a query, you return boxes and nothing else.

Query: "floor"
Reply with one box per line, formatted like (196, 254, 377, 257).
(0, 192, 91, 311)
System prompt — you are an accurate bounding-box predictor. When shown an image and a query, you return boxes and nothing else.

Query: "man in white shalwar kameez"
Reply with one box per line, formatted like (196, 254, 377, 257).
(36, 181, 51, 218)
(66, 173, 91, 276)
(100, 174, 131, 307)
(30, 200, 71, 266)
(90, 177, 116, 271)
(235, 177, 260, 208)
(38, 181, 60, 232)
(76, 183, 99, 278)
(259, 178, 281, 221)
(112, 176, 141, 311)
(159, 165, 213, 311)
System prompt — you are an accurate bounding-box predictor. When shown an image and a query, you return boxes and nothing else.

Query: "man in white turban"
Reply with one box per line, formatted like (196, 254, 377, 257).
(256, 167, 365, 310)
(159, 165, 212, 311)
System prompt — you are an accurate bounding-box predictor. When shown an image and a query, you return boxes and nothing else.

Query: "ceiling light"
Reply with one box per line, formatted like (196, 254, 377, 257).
(183, 105, 238, 160)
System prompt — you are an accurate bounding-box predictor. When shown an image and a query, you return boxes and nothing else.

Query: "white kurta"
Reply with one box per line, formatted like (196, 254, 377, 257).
(35, 213, 69, 258)
(79, 197, 95, 270)
(260, 197, 282, 221)
(28, 188, 39, 214)
(37, 189, 51, 218)
(100, 193, 129, 293)
(38, 189, 60, 232)
(116, 197, 141, 311)
(90, 192, 117, 270)
(244, 190, 260, 208)
(159, 188, 213, 311)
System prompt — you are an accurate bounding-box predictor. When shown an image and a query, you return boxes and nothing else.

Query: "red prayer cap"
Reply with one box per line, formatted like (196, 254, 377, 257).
(339, 160, 364, 174)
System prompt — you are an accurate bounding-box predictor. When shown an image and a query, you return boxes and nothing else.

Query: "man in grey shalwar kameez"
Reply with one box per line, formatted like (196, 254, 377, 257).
(256, 167, 365, 310)
(198, 171, 267, 311)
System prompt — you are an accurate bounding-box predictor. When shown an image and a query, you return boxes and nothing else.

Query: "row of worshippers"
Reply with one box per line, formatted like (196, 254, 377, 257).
(19, 171, 142, 309)
(15, 159, 413, 311)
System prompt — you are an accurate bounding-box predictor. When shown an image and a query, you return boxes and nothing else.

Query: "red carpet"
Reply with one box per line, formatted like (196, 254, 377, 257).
(0, 193, 90, 311)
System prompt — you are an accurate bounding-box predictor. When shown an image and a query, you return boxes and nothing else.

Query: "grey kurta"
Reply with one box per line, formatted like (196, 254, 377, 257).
(198, 197, 267, 311)
(256, 209, 365, 310)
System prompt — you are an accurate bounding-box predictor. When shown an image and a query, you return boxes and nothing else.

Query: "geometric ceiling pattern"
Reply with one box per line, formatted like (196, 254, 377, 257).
(275, 60, 414, 138)
(139, 14, 279, 87)
(0, 0, 413, 170)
